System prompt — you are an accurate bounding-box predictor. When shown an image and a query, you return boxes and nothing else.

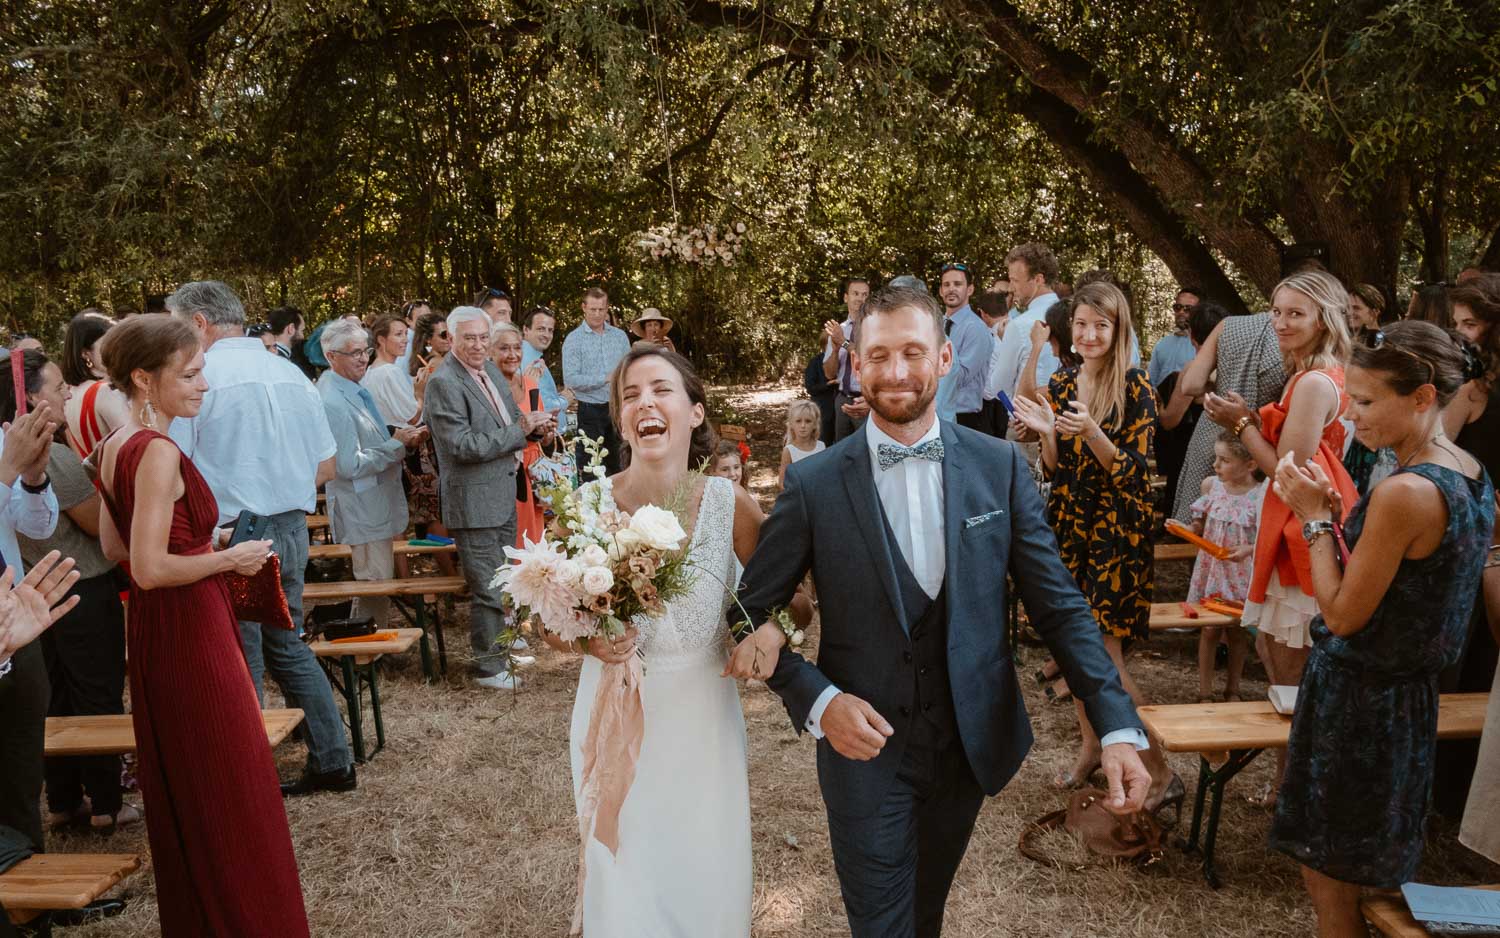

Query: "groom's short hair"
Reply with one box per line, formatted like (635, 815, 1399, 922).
(859, 286, 945, 349)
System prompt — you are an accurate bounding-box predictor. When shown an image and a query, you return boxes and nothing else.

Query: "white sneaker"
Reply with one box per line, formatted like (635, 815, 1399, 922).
(475, 672, 523, 691)
(510, 637, 530, 652)
(509, 654, 537, 669)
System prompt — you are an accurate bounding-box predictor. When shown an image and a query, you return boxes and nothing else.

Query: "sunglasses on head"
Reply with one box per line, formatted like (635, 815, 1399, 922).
(401, 299, 430, 317)
(483, 288, 510, 300)
(1366, 329, 1436, 383)
(940, 263, 970, 275)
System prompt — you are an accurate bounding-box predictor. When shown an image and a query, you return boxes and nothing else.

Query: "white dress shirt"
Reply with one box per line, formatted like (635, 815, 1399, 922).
(804, 417, 1149, 752)
(361, 361, 419, 428)
(992, 292, 1061, 406)
(168, 336, 338, 524)
(983, 318, 1008, 400)
(0, 430, 59, 581)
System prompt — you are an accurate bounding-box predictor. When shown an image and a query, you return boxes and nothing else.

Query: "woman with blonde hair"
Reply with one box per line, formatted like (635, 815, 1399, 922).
(1203, 268, 1358, 807)
(1012, 281, 1178, 810)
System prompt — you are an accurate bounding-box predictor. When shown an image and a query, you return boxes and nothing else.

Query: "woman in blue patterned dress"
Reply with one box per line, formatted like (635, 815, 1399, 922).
(1268, 320, 1493, 937)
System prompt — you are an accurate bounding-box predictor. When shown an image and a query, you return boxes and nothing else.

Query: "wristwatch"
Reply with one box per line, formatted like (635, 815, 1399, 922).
(1302, 519, 1336, 545)
(841, 339, 853, 351)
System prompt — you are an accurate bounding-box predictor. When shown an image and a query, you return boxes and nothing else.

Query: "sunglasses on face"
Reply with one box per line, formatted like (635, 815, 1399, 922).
(1171, 303, 1196, 313)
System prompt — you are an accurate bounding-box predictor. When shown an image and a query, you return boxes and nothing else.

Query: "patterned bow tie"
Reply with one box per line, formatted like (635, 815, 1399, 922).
(876, 438, 944, 471)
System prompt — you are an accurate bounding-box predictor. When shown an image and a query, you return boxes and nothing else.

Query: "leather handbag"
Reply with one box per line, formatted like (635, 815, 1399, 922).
(1018, 788, 1164, 870)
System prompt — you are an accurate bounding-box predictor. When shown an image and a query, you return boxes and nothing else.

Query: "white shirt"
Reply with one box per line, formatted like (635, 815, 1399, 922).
(992, 292, 1061, 407)
(361, 361, 419, 428)
(169, 336, 338, 524)
(0, 431, 59, 581)
(804, 417, 1150, 753)
(393, 329, 416, 388)
(983, 318, 1008, 400)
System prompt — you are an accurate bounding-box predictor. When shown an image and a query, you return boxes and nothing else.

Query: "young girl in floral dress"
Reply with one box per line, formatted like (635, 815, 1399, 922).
(1188, 430, 1263, 701)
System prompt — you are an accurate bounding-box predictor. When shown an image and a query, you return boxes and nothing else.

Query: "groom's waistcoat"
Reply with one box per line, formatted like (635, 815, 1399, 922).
(879, 505, 958, 748)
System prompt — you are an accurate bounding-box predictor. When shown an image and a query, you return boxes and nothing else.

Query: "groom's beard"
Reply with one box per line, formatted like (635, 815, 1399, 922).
(865, 377, 938, 425)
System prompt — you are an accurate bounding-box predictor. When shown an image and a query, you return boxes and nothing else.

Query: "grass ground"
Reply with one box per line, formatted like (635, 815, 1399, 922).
(48, 382, 1499, 937)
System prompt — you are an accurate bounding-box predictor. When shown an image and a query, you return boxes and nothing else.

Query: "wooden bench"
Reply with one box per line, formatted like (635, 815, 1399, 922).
(1362, 885, 1500, 937)
(1148, 601, 1238, 631)
(307, 539, 458, 561)
(45, 710, 304, 758)
(1153, 541, 1200, 562)
(1, 853, 142, 925)
(1139, 693, 1488, 888)
(304, 576, 466, 679)
(307, 627, 423, 762)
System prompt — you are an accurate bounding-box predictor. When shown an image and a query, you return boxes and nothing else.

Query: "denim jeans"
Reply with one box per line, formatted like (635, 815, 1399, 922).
(237, 509, 352, 774)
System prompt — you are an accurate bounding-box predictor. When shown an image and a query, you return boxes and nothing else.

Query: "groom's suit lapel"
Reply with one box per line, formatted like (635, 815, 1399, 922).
(842, 427, 911, 636)
(940, 421, 965, 605)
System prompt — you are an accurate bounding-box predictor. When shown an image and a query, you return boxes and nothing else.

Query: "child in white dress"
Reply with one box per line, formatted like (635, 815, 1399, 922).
(778, 399, 826, 489)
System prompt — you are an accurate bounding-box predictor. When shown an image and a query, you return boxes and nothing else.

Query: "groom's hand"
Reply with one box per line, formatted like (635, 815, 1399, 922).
(822, 693, 893, 761)
(1100, 742, 1151, 814)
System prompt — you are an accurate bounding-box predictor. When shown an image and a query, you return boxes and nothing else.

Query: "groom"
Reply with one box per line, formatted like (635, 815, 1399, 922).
(734, 285, 1152, 937)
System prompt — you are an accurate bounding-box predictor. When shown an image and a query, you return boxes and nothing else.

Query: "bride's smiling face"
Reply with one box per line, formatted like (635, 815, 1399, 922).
(617, 356, 704, 464)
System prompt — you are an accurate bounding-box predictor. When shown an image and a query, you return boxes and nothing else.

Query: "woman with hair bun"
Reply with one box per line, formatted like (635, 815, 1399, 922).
(1268, 320, 1493, 936)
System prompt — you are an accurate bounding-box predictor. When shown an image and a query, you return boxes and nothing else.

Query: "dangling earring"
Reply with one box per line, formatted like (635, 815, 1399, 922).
(142, 398, 159, 429)
(1070, 344, 1078, 354)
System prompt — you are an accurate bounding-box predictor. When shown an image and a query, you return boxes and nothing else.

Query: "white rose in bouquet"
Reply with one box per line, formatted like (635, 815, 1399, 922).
(581, 544, 609, 568)
(555, 558, 584, 588)
(580, 565, 615, 596)
(626, 504, 688, 552)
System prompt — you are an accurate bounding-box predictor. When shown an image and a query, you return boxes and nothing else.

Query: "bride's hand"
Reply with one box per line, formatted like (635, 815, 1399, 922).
(588, 625, 640, 664)
(723, 622, 787, 681)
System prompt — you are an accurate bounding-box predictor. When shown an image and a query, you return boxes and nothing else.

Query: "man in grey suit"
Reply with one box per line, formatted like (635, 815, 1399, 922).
(424, 307, 553, 690)
(318, 318, 427, 627)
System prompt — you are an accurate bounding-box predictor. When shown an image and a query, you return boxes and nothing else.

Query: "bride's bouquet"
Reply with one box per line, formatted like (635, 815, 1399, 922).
(490, 436, 695, 934)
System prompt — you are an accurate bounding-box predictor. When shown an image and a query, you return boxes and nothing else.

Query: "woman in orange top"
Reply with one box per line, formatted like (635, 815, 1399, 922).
(1203, 268, 1356, 806)
(489, 322, 553, 548)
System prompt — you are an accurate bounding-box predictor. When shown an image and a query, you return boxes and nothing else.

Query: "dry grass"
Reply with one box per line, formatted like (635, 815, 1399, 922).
(47, 382, 1499, 937)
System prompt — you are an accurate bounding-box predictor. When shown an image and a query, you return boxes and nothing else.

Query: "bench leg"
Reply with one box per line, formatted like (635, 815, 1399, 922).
(414, 597, 434, 683)
(365, 661, 386, 758)
(432, 598, 448, 676)
(341, 656, 366, 763)
(1178, 748, 1263, 888)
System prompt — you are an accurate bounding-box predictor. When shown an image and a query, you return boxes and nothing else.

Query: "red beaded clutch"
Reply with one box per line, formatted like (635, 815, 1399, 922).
(224, 553, 295, 631)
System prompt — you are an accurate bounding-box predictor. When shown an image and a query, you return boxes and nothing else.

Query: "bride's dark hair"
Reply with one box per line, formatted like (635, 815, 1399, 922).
(608, 345, 717, 471)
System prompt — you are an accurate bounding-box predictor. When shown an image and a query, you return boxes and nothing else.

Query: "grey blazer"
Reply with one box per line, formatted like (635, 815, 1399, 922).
(319, 373, 408, 545)
(423, 353, 528, 530)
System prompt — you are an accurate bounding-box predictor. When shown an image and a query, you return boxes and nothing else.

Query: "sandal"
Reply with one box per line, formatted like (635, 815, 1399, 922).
(1033, 660, 1060, 686)
(90, 804, 143, 835)
(1245, 783, 1277, 809)
(1043, 678, 1072, 704)
(1146, 775, 1186, 830)
(1051, 758, 1101, 791)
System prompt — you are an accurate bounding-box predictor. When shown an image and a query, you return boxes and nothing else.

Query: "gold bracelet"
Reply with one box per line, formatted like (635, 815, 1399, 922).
(1232, 415, 1256, 438)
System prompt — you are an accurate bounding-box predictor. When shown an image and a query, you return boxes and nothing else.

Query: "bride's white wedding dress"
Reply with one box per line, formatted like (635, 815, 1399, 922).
(569, 475, 752, 937)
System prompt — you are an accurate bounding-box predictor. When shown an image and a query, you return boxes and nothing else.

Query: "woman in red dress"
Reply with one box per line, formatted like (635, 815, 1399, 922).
(94, 316, 310, 936)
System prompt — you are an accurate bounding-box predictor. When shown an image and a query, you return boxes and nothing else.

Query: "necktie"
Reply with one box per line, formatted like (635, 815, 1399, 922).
(876, 438, 944, 471)
(355, 387, 391, 439)
(944, 317, 954, 337)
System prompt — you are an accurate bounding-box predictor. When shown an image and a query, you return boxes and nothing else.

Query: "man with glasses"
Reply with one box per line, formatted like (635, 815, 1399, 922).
(562, 287, 630, 473)
(933, 262, 995, 433)
(1147, 287, 1201, 390)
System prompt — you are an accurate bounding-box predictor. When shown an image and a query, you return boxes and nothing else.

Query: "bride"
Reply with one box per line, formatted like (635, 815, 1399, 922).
(543, 346, 802, 937)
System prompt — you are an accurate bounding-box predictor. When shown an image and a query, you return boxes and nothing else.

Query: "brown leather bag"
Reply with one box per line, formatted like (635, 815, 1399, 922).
(1019, 788, 1165, 870)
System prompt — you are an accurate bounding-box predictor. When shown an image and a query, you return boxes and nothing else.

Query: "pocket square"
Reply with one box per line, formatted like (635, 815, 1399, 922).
(964, 509, 1006, 529)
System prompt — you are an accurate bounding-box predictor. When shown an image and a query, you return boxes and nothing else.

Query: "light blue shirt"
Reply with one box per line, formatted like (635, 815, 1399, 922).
(319, 371, 408, 545)
(561, 322, 632, 405)
(1148, 333, 1196, 388)
(522, 342, 572, 432)
(935, 305, 994, 419)
(0, 430, 59, 581)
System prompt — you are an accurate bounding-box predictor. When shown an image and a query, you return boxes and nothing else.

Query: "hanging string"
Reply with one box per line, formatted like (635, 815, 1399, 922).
(645, 1, 679, 225)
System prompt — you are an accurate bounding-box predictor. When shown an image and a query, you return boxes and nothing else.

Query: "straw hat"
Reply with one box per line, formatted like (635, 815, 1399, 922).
(630, 308, 674, 338)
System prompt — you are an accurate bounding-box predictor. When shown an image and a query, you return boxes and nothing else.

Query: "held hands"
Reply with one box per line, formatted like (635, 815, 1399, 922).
(1273, 452, 1336, 522)
(1055, 401, 1098, 440)
(821, 693, 894, 761)
(1010, 391, 1055, 437)
(840, 396, 870, 420)
(519, 411, 554, 435)
(1202, 390, 1252, 430)
(224, 539, 273, 576)
(1100, 742, 1151, 814)
(0, 551, 82, 661)
(722, 622, 787, 681)
(587, 624, 640, 664)
(393, 426, 428, 449)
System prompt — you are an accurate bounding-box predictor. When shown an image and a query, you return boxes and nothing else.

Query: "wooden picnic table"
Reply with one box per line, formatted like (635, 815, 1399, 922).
(308, 540, 457, 561)
(1148, 601, 1237, 631)
(1361, 885, 1500, 937)
(305, 575, 466, 679)
(1138, 693, 1488, 887)
(307, 628, 424, 762)
(1, 854, 142, 924)
(44, 709, 305, 758)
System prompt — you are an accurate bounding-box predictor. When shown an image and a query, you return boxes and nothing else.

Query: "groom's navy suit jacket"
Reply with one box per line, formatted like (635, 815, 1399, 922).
(738, 420, 1143, 819)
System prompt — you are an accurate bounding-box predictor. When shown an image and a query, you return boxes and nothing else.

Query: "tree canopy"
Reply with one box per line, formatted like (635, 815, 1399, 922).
(3, 0, 1496, 375)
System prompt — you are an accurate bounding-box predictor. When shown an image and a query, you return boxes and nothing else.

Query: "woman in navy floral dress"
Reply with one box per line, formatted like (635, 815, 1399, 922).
(1269, 321, 1493, 937)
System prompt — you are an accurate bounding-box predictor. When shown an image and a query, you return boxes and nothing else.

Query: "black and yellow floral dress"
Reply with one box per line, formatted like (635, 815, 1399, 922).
(1042, 367, 1156, 640)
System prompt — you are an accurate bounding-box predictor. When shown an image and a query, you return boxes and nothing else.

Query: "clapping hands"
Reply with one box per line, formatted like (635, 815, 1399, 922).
(1010, 391, 1055, 437)
(1273, 452, 1339, 522)
(0, 551, 81, 663)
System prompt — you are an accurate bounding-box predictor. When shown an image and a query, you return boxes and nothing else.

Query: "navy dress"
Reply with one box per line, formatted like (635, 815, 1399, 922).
(1268, 463, 1494, 886)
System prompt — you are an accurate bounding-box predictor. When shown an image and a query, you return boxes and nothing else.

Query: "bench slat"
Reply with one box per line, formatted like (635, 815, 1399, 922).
(45, 709, 304, 758)
(1152, 542, 1200, 562)
(304, 576, 467, 600)
(308, 627, 423, 661)
(1148, 602, 1237, 630)
(0, 853, 142, 911)
(308, 540, 457, 560)
(1140, 693, 1487, 753)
